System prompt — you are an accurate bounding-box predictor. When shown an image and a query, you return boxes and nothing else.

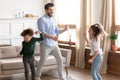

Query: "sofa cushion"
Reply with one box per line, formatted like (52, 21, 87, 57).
(1, 55, 66, 71)
(35, 55, 66, 66)
(1, 57, 36, 71)
(1, 57, 23, 71)
(1, 46, 17, 58)
(0, 49, 3, 58)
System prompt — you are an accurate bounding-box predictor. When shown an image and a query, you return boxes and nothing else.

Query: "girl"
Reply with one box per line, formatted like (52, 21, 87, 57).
(84, 23, 108, 80)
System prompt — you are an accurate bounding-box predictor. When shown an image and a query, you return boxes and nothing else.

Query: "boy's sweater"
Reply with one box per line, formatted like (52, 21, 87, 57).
(20, 33, 43, 57)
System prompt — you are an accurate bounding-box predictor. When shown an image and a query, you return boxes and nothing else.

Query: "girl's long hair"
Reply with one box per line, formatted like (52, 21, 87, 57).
(90, 23, 108, 41)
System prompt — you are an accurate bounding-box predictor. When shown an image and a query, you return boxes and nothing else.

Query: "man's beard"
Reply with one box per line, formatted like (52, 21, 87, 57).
(47, 13, 53, 17)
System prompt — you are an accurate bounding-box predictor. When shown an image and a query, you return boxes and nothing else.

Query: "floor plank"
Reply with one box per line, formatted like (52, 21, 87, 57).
(0, 66, 120, 80)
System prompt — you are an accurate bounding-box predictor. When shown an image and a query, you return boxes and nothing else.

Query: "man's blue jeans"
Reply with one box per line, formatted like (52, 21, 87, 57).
(91, 54, 103, 80)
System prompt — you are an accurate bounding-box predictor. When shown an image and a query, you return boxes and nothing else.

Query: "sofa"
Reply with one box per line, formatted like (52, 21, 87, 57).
(0, 44, 71, 76)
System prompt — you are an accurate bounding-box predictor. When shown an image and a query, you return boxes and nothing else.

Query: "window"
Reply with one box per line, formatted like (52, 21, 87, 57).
(116, 31, 120, 47)
(115, 0, 120, 25)
(115, 0, 120, 47)
(58, 25, 76, 43)
(55, 0, 78, 24)
(55, 0, 80, 43)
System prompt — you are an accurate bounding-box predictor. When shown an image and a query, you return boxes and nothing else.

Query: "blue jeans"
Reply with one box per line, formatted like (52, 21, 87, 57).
(91, 54, 103, 80)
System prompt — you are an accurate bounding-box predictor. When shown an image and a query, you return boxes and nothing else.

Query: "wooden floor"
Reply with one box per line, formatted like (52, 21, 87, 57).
(0, 66, 120, 80)
(68, 66, 120, 80)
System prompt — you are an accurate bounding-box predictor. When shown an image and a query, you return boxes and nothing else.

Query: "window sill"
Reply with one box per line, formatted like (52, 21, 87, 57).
(58, 40, 75, 45)
(85, 47, 120, 54)
(58, 43, 76, 47)
(0, 44, 11, 47)
(85, 46, 90, 49)
(109, 50, 120, 54)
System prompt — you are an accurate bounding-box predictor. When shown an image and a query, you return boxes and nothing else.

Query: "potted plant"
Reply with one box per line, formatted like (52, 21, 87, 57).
(110, 33, 118, 51)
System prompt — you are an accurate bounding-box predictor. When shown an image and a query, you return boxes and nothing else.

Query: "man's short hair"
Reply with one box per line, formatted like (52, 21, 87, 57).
(44, 3, 54, 10)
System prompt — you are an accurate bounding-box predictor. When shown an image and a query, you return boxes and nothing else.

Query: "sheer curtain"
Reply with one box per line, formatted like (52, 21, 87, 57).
(75, 0, 91, 68)
(52, 0, 91, 69)
(99, 0, 112, 74)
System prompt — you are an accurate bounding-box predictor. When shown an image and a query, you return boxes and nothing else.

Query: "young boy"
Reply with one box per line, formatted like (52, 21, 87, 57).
(17, 28, 43, 80)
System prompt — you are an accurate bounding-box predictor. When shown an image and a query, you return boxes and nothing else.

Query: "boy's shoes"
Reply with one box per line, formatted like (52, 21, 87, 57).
(36, 77, 41, 80)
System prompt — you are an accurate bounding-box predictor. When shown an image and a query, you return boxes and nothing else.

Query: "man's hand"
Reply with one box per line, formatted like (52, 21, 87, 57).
(59, 25, 69, 34)
(51, 36, 58, 41)
(64, 25, 69, 31)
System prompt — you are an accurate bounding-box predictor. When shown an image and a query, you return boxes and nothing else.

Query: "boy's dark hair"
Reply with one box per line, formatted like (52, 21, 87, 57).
(21, 28, 34, 37)
(44, 3, 54, 10)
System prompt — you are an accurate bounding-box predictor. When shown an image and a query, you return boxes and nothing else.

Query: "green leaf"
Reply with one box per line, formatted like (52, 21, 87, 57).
(110, 34, 118, 41)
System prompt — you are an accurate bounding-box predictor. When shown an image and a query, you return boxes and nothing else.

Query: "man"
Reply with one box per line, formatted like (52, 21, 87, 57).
(36, 3, 68, 80)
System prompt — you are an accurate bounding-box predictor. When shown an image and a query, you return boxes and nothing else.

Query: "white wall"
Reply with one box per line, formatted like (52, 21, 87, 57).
(91, 0, 103, 24)
(0, 0, 52, 46)
(0, 0, 46, 18)
(0, 18, 38, 45)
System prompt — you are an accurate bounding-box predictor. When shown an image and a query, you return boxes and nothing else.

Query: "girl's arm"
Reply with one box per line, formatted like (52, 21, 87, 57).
(88, 51, 99, 63)
(84, 33, 89, 44)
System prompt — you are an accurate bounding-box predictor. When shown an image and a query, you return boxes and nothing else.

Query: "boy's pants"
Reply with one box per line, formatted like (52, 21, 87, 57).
(23, 56, 35, 80)
(36, 44, 64, 79)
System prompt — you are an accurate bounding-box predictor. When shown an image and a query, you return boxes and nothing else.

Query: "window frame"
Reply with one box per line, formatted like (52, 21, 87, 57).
(112, 0, 120, 50)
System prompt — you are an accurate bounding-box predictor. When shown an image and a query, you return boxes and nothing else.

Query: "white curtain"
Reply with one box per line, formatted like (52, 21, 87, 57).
(75, 0, 88, 68)
(99, 0, 112, 74)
